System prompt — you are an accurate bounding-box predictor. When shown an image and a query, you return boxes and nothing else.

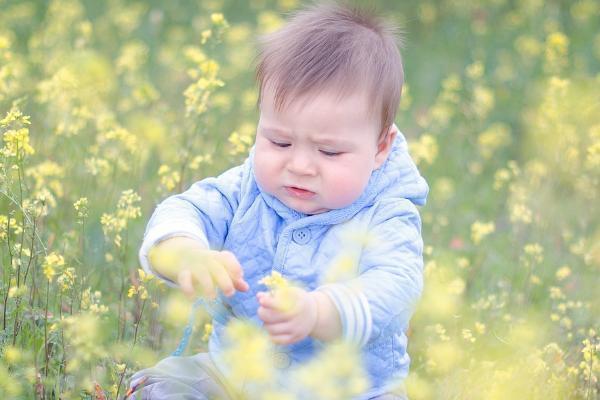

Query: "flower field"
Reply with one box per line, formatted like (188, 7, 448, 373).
(0, 0, 598, 399)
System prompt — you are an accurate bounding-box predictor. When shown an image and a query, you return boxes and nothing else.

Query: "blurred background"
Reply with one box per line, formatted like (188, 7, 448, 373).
(0, 0, 598, 398)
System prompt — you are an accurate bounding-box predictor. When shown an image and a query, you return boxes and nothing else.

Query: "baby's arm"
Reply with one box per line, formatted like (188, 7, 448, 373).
(149, 236, 248, 299)
(309, 291, 342, 341)
(316, 201, 424, 346)
(139, 162, 248, 296)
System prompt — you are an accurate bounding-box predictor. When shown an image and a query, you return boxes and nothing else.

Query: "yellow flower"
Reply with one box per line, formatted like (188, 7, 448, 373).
(555, 265, 572, 281)
(259, 271, 290, 291)
(549, 286, 565, 300)
(57, 267, 76, 292)
(0, 101, 31, 128)
(200, 29, 212, 44)
(409, 134, 438, 166)
(470, 221, 495, 244)
(73, 197, 89, 220)
(3, 345, 21, 364)
(471, 84, 495, 119)
(115, 41, 148, 74)
(117, 189, 142, 219)
(202, 322, 213, 342)
(294, 340, 368, 398)
(43, 252, 65, 281)
(448, 277, 465, 295)
(210, 13, 225, 25)
(101, 190, 142, 246)
(183, 46, 207, 64)
(115, 363, 126, 374)
(2, 128, 35, 157)
(474, 322, 486, 334)
(457, 257, 470, 269)
(466, 60, 484, 80)
(587, 140, 600, 169)
(102, 126, 139, 154)
(228, 123, 255, 156)
(510, 202, 532, 224)
(545, 31, 569, 72)
(158, 164, 181, 192)
(138, 268, 154, 283)
(127, 284, 148, 300)
(222, 319, 274, 384)
(523, 243, 544, 265)
(478, 123, 512, 159)
(127, 285, 137, 298)
(189, 154, 212, 170)
(85, 157, 111, 177)
(462, 329, 476, 343)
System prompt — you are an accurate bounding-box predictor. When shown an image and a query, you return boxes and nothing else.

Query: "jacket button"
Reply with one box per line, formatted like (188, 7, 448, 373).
(292, 228, 311, 245)
(272, 351, 291, 369)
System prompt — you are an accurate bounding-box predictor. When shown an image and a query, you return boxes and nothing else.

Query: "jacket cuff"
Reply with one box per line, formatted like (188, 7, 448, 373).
(138, 223, 210, 287)
(316, 283, 373, 346)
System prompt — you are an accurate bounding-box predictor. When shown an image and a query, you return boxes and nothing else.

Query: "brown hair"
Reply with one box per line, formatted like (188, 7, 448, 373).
(254, 1, 405, 138)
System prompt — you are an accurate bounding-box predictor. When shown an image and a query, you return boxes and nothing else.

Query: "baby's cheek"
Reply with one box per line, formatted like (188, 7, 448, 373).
(254, 155, 278, 193)
(324, 169, 370, 208)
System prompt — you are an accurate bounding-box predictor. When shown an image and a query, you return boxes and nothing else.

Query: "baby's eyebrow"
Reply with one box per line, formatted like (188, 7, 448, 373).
(310, 136, 353, 147)
(261, 126, 353, 147)
(261, 126, 290, 135)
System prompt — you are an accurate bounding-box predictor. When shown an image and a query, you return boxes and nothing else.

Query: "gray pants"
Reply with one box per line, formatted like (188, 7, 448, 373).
(127, 353, 407, 399)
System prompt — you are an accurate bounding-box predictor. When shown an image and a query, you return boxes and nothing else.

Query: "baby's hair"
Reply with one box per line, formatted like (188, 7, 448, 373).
(254, 0, 405, 137)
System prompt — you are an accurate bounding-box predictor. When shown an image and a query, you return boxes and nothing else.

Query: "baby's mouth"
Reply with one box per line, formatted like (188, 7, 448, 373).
(284, 186, 316, 199)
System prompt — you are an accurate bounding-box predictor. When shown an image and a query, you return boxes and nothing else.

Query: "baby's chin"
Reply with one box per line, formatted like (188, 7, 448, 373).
(290, 204, 330, 216)
(279, 197, 330, 215)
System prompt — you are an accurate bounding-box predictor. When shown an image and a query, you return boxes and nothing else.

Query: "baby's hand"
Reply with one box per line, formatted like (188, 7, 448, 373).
(256, 287, 318, 345)
(148, 237, 249, 300)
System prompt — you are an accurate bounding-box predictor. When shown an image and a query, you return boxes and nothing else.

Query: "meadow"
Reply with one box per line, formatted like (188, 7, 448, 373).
(0, 0, 598, 398)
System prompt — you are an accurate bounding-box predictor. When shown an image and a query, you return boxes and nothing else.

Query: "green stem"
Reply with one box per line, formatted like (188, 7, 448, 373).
(44, 278, 50, 378)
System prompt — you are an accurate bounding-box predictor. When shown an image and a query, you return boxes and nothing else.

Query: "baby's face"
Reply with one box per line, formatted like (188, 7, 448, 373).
(253, 85, 395, 215)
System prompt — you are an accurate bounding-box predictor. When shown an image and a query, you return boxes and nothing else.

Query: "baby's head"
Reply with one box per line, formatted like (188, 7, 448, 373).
(252, 1, 405, 215)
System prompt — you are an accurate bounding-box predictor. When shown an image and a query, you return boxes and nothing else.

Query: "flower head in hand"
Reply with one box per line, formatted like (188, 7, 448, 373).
(256, 286, 318, 346)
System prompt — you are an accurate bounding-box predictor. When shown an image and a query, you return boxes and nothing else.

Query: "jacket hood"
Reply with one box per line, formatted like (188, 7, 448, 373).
(250, 125, 429, 224)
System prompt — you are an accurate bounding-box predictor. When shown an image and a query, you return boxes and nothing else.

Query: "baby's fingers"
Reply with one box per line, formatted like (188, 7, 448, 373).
(206, 257, 235, 297)
(257, 304, 288, 324)
(177, 269, 195, 299)
(215, 251, 249, 292)
(257, 291, 279, 310)
(190, 267, 217, 300)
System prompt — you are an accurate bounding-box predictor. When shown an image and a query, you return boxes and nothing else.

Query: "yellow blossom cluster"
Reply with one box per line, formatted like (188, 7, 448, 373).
(43, 252, 66, 281)
(101, 189, 141, 247)
(470, 221, 495, 244)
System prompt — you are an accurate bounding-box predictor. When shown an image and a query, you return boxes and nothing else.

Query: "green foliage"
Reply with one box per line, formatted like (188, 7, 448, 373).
(0, 0, 598, 398)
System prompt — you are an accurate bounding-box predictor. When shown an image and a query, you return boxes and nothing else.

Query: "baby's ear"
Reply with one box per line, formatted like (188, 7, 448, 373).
(374, 125, 397, 169)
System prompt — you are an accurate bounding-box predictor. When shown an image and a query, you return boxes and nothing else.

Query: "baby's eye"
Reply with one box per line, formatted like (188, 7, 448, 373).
(320, 149, 341, 157)
(270, 140, 290, 148)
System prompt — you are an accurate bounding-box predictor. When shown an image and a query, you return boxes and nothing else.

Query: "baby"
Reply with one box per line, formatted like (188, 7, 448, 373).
(128, 2, 428, 399)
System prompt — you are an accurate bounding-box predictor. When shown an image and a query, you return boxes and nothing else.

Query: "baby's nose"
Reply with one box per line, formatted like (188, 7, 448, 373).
(287, 152, 317, 176)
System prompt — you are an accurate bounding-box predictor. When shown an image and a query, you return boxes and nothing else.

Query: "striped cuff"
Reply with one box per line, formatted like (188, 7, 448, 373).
(138, 222, 210, 288)
(316, 283, 373, 347)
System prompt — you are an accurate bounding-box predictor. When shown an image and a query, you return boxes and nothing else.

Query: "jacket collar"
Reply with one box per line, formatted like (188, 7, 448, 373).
(249, 125, 429, 225)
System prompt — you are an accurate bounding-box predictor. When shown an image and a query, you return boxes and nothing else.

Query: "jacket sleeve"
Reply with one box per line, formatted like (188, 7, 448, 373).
(316, 200, 424, 346)
(138, 163, 245, 286)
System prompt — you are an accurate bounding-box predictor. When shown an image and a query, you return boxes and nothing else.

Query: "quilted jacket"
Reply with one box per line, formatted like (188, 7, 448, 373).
(138, 127, 429, 399)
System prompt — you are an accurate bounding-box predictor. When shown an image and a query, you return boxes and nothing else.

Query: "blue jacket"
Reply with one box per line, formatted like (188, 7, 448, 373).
(139, 128, 429, 399)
